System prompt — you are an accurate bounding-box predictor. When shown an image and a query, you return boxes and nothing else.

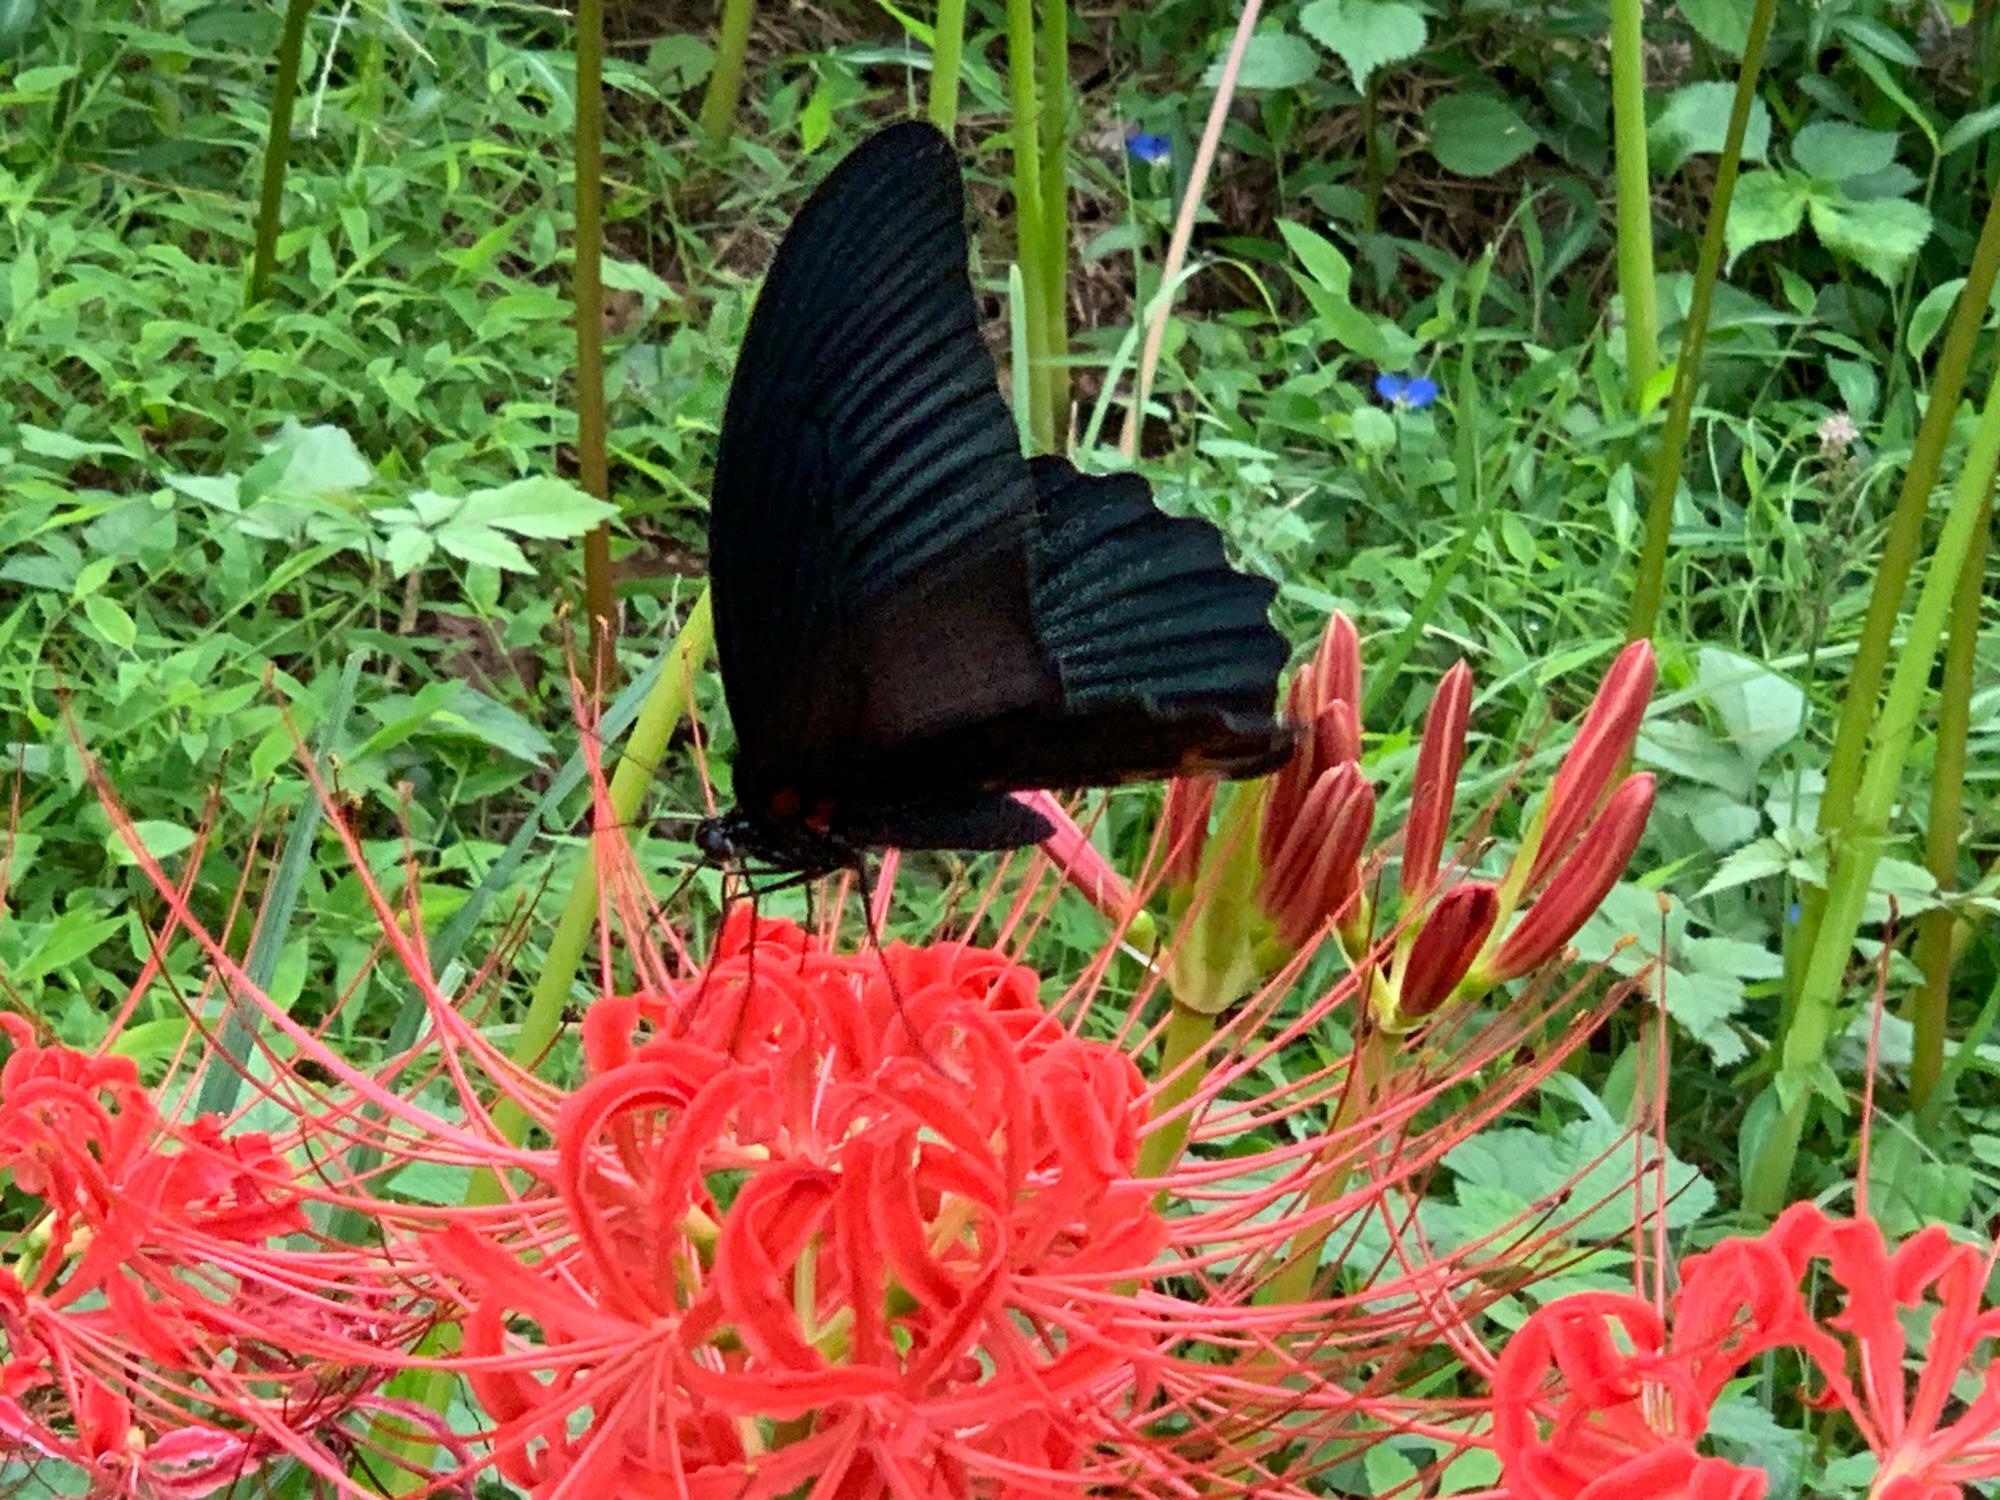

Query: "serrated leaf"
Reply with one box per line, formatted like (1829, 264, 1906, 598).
(434, 523, 532, 572)
(1695, 647, 1804, 765)
(381, 526, 434, 576)
(455, 477, 618, 538)
(1425, 93, 1537, 177)
(1649, 81, 1770, 175)
(1298, 0, 1426, 91)
(1204, 31, 1317, 90)
(1724, 169, 1811, 265)
(1793, 120, 1901, 182)
(1697, 837, 1790, 898)
(1809, 193, 1931, 285)
(1666, 968, 1750, 1065)
(268, 420, 374, 496)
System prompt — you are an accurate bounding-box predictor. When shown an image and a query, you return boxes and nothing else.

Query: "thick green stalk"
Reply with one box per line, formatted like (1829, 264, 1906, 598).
(1135, 1003, 1216, 1182)
(1608, 0, 1658, 406)
(1908, 475, 1994, 1106)
(1745, 376, 2000, 1214)
(385, 594, 714, 1484)
(1625, 0, 1777, 641)
(246, 0, 314, 304)
(574, 0, 618, 690)
(1006, 0, 1051, 450)
(699, 0, 757, 147)
(1037, 0, 1071, 441)
(927, 0, 969, 134)
(1791, 189, 2000, 976)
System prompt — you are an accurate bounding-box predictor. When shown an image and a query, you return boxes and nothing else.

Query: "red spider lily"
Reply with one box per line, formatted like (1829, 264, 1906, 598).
(1520, 640, 1657, 893)
(1489, 1202, 2000, 1499)
(1401, 658, 1473, 907)
(68, 651, 1660, 1499)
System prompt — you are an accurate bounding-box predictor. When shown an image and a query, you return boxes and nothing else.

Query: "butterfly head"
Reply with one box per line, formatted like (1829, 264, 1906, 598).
(694, 803, 860, 879)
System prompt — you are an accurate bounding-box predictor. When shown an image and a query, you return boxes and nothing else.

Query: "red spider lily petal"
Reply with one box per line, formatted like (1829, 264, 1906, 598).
(1488, 774, 1654, 982)
(1525, 641, 1656, 891)
(1401, 659, 1472, 904)
(1258, 762, 1375, 951)
(1023, 791, 1137, 919)
(1397, 880, 1498, 1019)
(1161, 774, 1218, 886)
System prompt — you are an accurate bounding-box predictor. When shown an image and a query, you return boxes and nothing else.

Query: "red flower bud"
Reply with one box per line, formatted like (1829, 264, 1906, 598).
(1398, 881, 1499, 1018)
(1526, 641, 1656, 891)
(1401, 659, 1472, 904)
(1308, 611, 1362, 720)
(1259, 763, 1375, 951)
(1490, 773, 1654, 981)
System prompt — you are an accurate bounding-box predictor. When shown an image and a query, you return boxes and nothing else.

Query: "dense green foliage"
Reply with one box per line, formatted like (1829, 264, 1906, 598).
(3, 1, 2000, 1487)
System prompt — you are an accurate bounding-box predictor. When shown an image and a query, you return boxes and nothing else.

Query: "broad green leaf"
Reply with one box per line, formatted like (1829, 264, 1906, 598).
(1792, 120, 1901, 182)
(1649, 81, 1771, 175)
(1697, 837, 1790, 898)
(1695, 648, 1805, 765)
(1277, 219, 1353, 295)
(1298, 0, 1426, 91)
(646, 33, 713, 91)
(1942, 101, 2000, 157)
(1350, 405, 1397, 454)
(1808, 192, 1931, 284)
(18, 425, 129, 461)
(1679, 0, 1749, 53)
(1834, 14, 1919, 66)
(434, 523, 532, 572)
(82, 593, 136, 649)
(381, 527, 433, 575)
(1424, 93, 1537, 177)
(455, 477, 618, 537)
(16, 909, 122, 982)
(4, 63, 76, 98)
(268, 420, 373, 496)
(105, 819, 195, 867)
(602, 256, 678, 305)
(1203, 31, 1317, 90)
(1723, 169, 1811, 265)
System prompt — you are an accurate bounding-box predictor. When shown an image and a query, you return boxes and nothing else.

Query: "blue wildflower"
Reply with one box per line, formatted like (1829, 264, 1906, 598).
(1126, 130, 1172, 166)
(1787, 900, 1802, 926)
(1375, 373, 1439, 409)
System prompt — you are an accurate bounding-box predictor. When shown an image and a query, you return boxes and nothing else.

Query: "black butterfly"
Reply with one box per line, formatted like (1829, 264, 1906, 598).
(693, 121, 1296, 879)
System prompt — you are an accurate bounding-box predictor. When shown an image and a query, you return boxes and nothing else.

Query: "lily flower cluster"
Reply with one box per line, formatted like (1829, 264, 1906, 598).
(2, 628, 1792, 1499)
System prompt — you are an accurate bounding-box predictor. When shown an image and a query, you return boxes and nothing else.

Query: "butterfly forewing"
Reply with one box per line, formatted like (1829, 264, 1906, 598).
(705, 122, 1295, 864)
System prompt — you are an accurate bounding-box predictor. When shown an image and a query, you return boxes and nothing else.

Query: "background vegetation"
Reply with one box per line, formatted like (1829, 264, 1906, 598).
(2, 0, 1999, 1489)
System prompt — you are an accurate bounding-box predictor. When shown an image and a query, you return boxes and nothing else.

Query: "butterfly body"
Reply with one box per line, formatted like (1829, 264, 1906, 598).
(699, 121, 1296, 873)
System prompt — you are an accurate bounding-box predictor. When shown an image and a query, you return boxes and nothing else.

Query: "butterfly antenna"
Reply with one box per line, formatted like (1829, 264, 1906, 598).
(852, 855, 947, 1075)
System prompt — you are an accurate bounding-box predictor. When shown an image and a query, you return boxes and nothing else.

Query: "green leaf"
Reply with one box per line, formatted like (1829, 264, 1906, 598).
(1679, 0, 1749, 53)
(1350, 405, 1397, 454)
(1724, 169, 1811, 265)
(1942, 102, 2000, 157)
(602, 256, 678, 305)
(1277, 219, 1353, 295)
(1695, 648, 1805, 765)
(455, 477, 619, 538)
(1834, 14, 1920, 66)
(1204, 31, 1317, 90)
(16, 909, 122, 982)
(82, 593, 136, 649)
(646, 33, 714, 92)
(1808, 193, 1931, 284)
(1792, 120, 1901, 182)
(1424, 93, 1537, 177)
(4, 63, 77, 98)
(1649, 81, 1771, 175)
(18, 425, 129, 461)
(267, 420, 374, 496)
(106, 819, 196, 867)
(434, 523, 532, 572)
(1298, 0, 1426, 91)
(381, 526, 434, 576)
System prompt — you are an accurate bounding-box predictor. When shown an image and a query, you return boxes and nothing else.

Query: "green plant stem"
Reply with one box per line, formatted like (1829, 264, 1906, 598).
(1037, 0, 1071, 441)
(385, 593, 713, 1484)
(1135, 1002, 1215, 1182)
(1360, 81, 1383, 233)
(1625, 0, 1777, 642)
(1745, 374, 2000, 1215)
(1917, 962, 2000, 1135)
(1608, 0, 1659, 407)
(699, 0, 757, 148)
(247, 0, 314, 304)
(1907, 472, 1994, 1106)
(1006, 0, 1051, 451)
(1790, 188, 2000, 988)
(927, 0, 969, 134)
(574, 0, 618, 691)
